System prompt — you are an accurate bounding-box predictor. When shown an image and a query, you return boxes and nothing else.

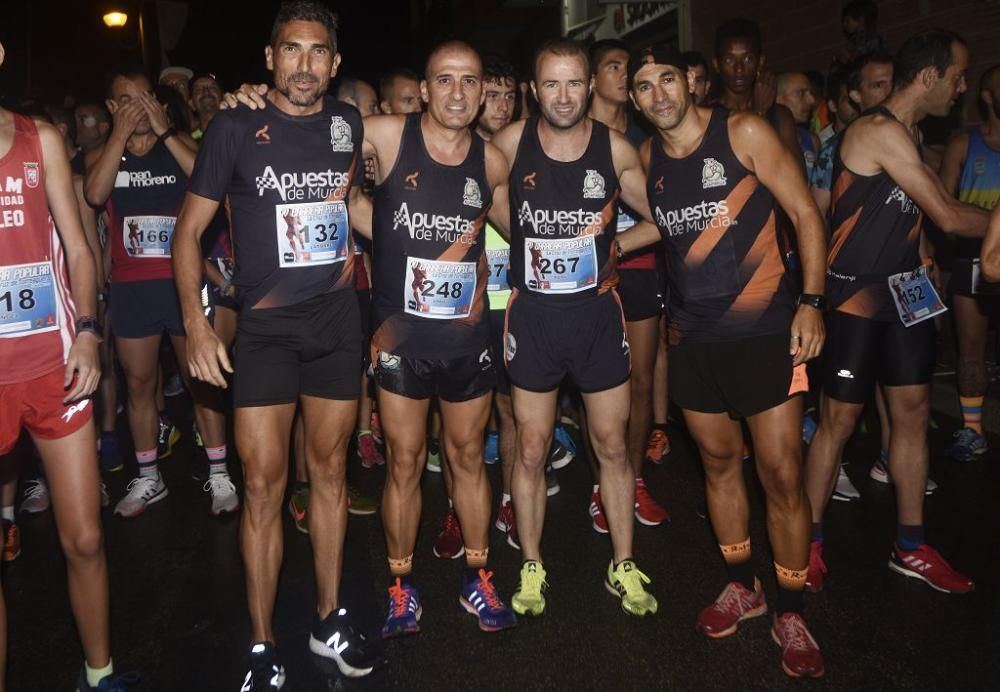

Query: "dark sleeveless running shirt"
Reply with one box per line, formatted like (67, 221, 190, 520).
(508, 117, 620, 302)
(826, 106, 923, 321)
(189, 96, 362, 311)
(648, 107, 795, 345)
(370, 113, 491, 359)
(107, 138, 187, 283)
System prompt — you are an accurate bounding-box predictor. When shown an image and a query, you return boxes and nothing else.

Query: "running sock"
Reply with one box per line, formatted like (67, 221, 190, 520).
(158, 411, 171, 427)
(810, 522, 824, 544)
(896, 524, 925, 551)
(960, 396, 984, 434)
(356, 428, 372, 438)
(205, 445, 228, 476)
(1, 506, 13, 522)
(388, 554, 413, 578)
(501, 492, 511, 505)
(774, 562, 807, 614)
(652, 422, 669, 432)
(136, 448, 158, 478)
(447, 497, 454, 509)
(720, 538, 755, 590)
(293, 480, 309, 494)
(86, 658, 113, 687)
(465, 547, 488, 570)
(592, 484, 600, 494)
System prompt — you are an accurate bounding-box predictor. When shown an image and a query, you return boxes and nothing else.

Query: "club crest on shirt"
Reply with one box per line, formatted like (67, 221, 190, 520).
(462, 178, 483, 208)
(23, 162, 39, 188)
(582, 169, 605, 199)
(701, 158, 726, 189)
(330, 116, 353, 152)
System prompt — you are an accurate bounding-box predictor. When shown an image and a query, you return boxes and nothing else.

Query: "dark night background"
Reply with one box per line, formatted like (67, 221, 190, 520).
(0, 0, 560, 106)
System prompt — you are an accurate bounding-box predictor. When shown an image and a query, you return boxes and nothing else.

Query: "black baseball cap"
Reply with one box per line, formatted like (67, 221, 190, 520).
(627, 44, 688, 85)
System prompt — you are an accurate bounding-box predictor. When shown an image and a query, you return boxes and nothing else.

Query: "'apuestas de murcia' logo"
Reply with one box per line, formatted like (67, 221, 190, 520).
(392, 202, 474, 241)
(255, 165, 350, 201)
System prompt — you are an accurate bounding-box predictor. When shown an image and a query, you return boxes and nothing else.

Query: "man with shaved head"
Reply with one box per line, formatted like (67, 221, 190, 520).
(777, 71, 819, 179)
(354, 39, 518, 636)
(379, 67, 422, 114)
(337, 76, 380, 116)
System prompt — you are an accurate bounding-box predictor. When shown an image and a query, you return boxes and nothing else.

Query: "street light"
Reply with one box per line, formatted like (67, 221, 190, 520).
(103, 11, 128, 28)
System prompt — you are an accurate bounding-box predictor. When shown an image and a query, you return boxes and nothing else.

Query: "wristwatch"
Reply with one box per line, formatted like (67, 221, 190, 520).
(157, 127, 178, 145)
(797, 293, 825, 310)
(75, 315, 100, 337)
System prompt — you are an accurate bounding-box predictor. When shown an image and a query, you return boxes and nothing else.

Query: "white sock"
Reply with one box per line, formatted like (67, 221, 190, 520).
(502, 493, 511, 504)
(86, 658, 113, 686)
(1, 506, 13, 522)
(591, 484, 599, 494)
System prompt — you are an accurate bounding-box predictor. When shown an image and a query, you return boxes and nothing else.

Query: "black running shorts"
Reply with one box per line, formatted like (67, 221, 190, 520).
(373, 348, 496, 403)
(233, 290, 361, 407)
(504, 289, 631, 394)
(616, 268, 662, 322)
(357, 289, 372, 369)
(670, 331, 807, 418)
(822, 310, 934, 404)
(110, 279, 185, 339)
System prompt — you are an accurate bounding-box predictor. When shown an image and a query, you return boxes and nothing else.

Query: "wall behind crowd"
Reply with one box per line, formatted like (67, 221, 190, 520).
(687, 0, 1000, 128)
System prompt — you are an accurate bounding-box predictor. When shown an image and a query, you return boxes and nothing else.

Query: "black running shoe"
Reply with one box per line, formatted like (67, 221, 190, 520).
(308, 608, 385, 678)
(241, 642, 285, 692)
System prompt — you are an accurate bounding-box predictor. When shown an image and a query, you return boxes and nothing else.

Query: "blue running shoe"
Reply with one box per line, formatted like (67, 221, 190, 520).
(460, 569, 517, 632)
(802, 413, 818, 445)
(382, 578, 422, 638)
(76, 667, 140, 692)
(483, 431, 500, 465)
(947, 427, 988, 462)
(553, 424, 576, 457)
(99, 431, 123, 473)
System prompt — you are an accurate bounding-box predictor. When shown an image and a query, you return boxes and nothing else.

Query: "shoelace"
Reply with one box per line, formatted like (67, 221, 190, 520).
(125, 476, 159, 497)
(649, 430, 667, 450)
(715, 582, 749, 612)
(204, 475, 236, 495)
(388, 578, 412, 618)
(23, 479, 47, 500)
(618, 564, 652, 599)
(474, 569, 504, 610)
(521, 564, 547, 594)
(778, 615, 815, 651)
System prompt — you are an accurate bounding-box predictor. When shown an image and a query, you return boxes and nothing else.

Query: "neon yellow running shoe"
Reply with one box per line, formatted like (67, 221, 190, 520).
(511, 560, 547, 616)
(605, 559, 658, 616)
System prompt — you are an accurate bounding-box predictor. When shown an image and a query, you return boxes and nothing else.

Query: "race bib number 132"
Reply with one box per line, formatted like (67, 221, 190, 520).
(275, 201, 349, 268)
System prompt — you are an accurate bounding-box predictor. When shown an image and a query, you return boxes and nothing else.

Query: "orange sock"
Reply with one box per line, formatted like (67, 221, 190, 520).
(960, 396, 984, 434)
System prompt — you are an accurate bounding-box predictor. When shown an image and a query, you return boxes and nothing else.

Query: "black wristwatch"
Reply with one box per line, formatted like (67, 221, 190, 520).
(797, 293, 825, 310)
(157, 127, 178, 144)
(75, 315, 100, 337)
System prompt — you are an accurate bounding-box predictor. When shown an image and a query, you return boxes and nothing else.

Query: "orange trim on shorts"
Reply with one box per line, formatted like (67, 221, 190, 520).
(788, 363, 809, 396)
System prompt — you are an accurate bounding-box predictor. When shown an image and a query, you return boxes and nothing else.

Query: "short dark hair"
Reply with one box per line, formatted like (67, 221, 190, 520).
(104, 65, 149, 99)
(379, 68, 419, 102)
(825, 65, 849, 103)
(44, 104, 75, 142)
(715, 18, 762, 57)
(846, 51, 893, 93)
(682, 50, 708, 72)
(533, 38, 589, 82)
(483, 55, 517, 85)
(74, 100, 111, 124)
(842, 1, 878, 29)
(189, 72, 220, 92)
(588, 39, 629, 75)
(270, 0, 338, 52)
(894, 29, 966, 89)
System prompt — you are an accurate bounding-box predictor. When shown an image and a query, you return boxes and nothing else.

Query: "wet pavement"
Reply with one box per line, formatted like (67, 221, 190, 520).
(5, 386, 998, 691)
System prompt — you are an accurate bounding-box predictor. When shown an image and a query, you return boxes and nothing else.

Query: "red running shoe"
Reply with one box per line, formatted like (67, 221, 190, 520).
(433, 509, 465, 559)
(644, 429, 670, 464)
(806, 540, 827, 593)
(696, 578, 767, 638)
(634, 478, 670, 526)
(588, 490, 608, 534)
(357, 431, 385, 469)
(771, 612, 825, 678)
(889, 543, 975, 594)
(494, 500, 520, 549)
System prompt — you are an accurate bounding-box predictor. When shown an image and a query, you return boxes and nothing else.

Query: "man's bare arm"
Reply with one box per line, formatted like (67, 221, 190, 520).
(938, 131, 968, 197)
(981, 206, 1000, 281)
(73, 175, 103, 284)
(40, 123, 100, 401)
(858, 121, 988, 238)
(485, 142, 511, 238)
(348, 186, 372, 240)
(611, 130, 654, 224)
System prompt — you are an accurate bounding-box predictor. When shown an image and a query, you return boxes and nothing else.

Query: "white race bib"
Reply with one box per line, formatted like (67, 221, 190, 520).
(404, 257, 477, 319)
(275, 201, 349, 268)
(123, 215, 175, 258)
(0, 261, 59, 338)
(888, 265, 947, 326)
(523, 236, 598, 294)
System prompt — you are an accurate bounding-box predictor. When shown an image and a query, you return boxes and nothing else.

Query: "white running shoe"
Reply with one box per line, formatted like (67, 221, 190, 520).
(870, 455, 938, 495)
(204, 474, 240, 516)
(113, 475, 168, 518)
(21, 478, 50, 514)
(830, 465, 860, 502)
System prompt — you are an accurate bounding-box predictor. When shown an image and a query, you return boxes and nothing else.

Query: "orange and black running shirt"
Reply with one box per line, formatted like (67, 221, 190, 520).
(370, 113, 491, 359)
(826, 106, 923, 322)
(189, 96, 361, 311)
(648, 107, 795, 345)
(508, 117, 620, 302)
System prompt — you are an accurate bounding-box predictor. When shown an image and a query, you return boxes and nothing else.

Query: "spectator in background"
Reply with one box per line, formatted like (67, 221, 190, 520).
(378, 67, 422, 114)
(805, 70, 829, 137)
(189, 73, 222, 139)
(335, 77, 380, 116)
(74, 101, 111, 158)
(777, 71, 820, 179)
(682, 50, 712, 105)
(838, 1, 884, 64)
(159, 65, 198, 129)
(154, 84, 193, 137)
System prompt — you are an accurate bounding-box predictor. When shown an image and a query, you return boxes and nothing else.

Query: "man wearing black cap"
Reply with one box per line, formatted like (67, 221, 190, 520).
(618, 44, 827, 678)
